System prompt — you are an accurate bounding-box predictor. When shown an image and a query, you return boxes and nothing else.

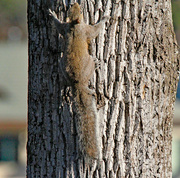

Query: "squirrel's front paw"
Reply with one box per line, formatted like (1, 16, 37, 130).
(49, 9, 57, 18)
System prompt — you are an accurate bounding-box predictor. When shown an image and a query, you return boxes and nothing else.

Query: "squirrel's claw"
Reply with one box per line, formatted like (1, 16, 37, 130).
(48, 9, 57, 18)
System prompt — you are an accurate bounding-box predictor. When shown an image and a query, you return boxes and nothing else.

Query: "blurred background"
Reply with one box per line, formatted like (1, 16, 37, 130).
(0, 0, 27, 177)
(0, 0, 179, 177)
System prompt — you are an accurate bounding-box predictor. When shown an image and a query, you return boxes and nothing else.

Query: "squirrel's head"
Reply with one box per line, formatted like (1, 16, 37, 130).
(69, 3, 83, 23)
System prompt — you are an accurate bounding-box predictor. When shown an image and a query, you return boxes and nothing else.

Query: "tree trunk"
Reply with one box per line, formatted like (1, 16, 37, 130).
(27, 0, 179, 177)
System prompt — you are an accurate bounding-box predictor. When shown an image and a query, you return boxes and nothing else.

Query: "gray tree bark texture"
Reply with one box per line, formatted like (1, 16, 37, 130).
(27, 0, 179, 177)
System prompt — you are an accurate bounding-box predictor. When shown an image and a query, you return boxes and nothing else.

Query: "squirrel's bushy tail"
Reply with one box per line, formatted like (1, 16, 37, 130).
(75, 86, 99, 159)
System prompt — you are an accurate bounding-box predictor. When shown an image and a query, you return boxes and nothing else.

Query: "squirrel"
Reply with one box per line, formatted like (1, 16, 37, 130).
(49, 3, 109, 159)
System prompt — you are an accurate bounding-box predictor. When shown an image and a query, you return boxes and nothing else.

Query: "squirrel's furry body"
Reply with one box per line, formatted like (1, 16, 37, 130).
(49, 3, 108, 159)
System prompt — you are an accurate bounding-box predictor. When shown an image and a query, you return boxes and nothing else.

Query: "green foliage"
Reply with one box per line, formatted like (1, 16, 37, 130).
(172, 0, 180, 30)
(0, 0, 26, 24)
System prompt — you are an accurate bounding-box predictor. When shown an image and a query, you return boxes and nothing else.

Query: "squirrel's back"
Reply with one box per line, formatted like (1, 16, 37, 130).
(66, 24, 93, 84)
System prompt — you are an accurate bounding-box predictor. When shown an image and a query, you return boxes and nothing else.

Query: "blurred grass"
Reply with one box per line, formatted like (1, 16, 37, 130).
(0, 0, 27, 41)
(172, 0, 180, 31)
(0, 0, 26, 22)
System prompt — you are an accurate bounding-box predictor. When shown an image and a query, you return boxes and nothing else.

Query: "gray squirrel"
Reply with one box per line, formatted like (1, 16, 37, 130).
(49, 3, 109, 159)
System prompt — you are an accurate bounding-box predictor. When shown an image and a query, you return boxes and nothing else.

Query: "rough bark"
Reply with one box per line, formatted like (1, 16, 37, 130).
(27, 0, 179, 177)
